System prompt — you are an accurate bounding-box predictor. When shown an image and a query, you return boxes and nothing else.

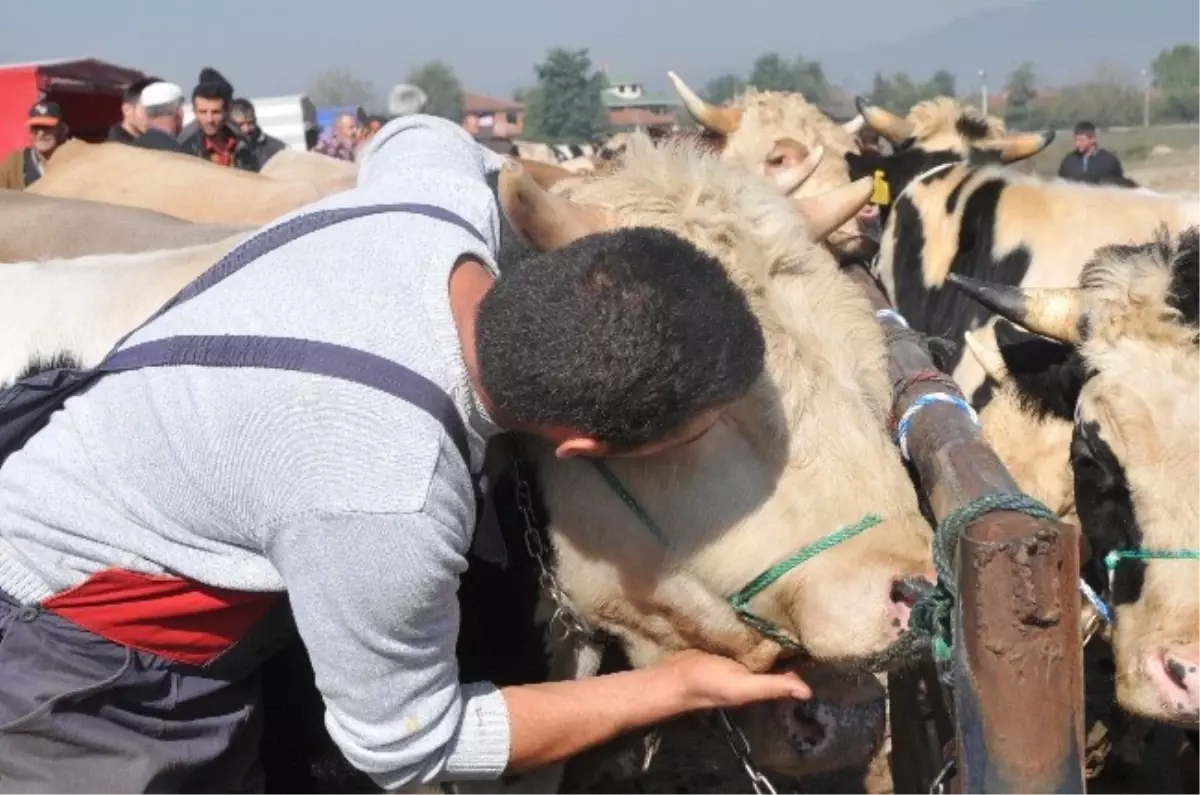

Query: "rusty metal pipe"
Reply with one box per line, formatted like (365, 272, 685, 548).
(844, 265, 1085, 794)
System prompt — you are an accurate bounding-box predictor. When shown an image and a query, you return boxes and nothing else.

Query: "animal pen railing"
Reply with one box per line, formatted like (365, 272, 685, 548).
(843, 263, 1086, 794)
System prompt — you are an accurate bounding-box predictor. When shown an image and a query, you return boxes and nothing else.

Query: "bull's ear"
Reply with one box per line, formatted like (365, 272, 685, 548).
(994, 320, 1085, 421)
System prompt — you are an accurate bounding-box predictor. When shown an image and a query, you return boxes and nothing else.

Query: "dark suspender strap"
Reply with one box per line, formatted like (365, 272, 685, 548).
(103, 335, 470, 465)
(108, 202, 489, 354)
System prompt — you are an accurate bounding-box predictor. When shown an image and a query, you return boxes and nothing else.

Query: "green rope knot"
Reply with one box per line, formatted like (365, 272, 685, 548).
(906, 493, 1057, 663)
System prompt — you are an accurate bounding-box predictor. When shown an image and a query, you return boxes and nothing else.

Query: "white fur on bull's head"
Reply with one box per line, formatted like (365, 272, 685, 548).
(499, 136, 933, 677)
(666, 72, 874, 259)
(952, 228, 1200, 728)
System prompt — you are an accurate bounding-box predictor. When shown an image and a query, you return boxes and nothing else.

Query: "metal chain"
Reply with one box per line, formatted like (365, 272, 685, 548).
(929, 756, 956, 794)
(510, 448, 593, 641)
(716, 709, 779, 795)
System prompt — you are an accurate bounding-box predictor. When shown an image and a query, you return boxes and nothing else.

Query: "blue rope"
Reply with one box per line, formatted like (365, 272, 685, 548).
(876, 308, 910, 328)
(895, 393, 979, 461)
(1105, 548, 1200, 569)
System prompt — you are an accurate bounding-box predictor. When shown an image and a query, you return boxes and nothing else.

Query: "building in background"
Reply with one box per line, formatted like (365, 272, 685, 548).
(462, 92, 525, 145)
(600, 73, 679, 134)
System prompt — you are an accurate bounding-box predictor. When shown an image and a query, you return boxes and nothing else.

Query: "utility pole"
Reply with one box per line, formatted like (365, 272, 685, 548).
(1140, 67, 1151, 128)
(979, 69, 988, 116)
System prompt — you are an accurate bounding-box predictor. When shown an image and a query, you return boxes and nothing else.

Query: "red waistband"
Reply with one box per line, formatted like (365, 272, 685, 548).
(42, 568, 279, 666)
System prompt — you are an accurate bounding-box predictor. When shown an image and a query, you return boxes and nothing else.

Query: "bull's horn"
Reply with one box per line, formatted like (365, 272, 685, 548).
(842, 115, 865, 135)
(516, 158, 576, 189)
(947, 274, 1083, 344)
(854, 96, 914, 143)
(497, 158, 605, 252)
(768, 144, 825, 193)
(964, 327, 1009, 382)
(994, 130, 1056, 164)
(667, 71, 743, 135)
(792, 176, 873, 243)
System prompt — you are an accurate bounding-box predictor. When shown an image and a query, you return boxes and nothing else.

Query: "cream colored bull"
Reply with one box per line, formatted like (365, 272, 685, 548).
(665, 72, 878, 260)
(27, 140, 323, 225)
(0, 190, 248, 263)
(259, 149, 358, 196)
(496, 137, 934, 778)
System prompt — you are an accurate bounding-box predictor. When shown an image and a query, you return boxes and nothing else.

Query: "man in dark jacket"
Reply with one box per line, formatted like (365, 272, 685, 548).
(107, 77, 162, 144)
(179, 75, 259, 172)
(229, 97, 287, 167)
(1058, 121, 1131, 186)
(131, 82, 186, 153)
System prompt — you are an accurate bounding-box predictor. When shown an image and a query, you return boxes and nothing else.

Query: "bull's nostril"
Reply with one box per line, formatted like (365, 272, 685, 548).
(1166, 657, 1190, 687)
(890, 577, 931, 604)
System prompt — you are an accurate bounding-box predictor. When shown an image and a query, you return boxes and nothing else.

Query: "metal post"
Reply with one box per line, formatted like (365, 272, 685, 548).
(979, 70, 988, 117)
(844, 266, 1086, 794)
(1141, 68, 1151, 128)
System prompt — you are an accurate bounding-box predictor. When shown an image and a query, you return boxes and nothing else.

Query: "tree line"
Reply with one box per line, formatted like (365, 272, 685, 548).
(306, 42, 1198, 139)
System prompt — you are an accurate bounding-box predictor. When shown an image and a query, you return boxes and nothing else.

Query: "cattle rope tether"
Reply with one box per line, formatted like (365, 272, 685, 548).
(906, 492, 1058, 664)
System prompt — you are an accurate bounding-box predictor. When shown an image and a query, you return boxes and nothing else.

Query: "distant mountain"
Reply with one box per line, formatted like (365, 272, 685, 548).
(817, 0, 1200, 94)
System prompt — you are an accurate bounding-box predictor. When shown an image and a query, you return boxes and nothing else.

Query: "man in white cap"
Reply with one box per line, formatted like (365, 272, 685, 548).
(132, 82, 186, 153)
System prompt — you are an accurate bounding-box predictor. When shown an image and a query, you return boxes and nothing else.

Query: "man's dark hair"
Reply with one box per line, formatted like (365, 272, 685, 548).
(192, 82, 231, 107)
(476, 227, 766, 450)
(1074, 121, 1096, 136)
(124, 77, 161, 104)
(230, 97, 256, 118)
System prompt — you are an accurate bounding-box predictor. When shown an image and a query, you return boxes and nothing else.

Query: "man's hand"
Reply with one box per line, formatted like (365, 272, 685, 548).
(503, 648, 810, 775)
(662, 648, 812, 710)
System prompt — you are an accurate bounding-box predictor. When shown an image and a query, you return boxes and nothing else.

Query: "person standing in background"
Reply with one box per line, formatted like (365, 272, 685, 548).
(1058, 121, 1130, 186)
(229, 98, 288, 167)
(131, 82, 186, 153)
(313, 112, 360, 161)
(0, 102, 69, 189)
(107, 77, 162, 144)
(179, 77, 259, 171)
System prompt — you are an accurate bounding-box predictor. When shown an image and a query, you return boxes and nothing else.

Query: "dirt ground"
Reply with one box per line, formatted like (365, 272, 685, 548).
(1125, 147, 1200, 198)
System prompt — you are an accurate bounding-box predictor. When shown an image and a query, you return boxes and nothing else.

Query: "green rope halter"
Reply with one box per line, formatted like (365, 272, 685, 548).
(589, 459, 880, 649)
(728, 513, 884, 651)
(1104, 548, 1200, 569)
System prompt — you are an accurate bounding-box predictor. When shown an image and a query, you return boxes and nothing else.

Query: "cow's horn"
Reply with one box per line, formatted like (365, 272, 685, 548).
(854, 96, 915, 143)
(792, 176, 873, 243)
(842, 115, 865, 135)
(964, 327, 1009, 382)
(995, 130, 1056, 164)
(516, 158, 576, 189)
(947, 275, 1083, 344)
(770, 145, 826, 194)
(667, 71, 743, 135)
(497, 159, 604, 252)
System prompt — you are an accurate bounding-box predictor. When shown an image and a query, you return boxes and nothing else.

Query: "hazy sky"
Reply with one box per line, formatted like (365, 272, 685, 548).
(4, 0, 1035, 100)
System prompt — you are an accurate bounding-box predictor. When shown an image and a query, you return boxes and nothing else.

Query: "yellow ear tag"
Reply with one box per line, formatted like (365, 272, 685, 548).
(871, 169, 891, 206)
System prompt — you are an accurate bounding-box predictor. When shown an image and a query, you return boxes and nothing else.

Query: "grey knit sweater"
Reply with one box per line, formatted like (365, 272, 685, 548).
(0, 115, 512, 788)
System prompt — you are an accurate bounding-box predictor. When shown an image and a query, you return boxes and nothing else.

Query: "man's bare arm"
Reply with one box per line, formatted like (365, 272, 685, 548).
(502, 649, 811, 774)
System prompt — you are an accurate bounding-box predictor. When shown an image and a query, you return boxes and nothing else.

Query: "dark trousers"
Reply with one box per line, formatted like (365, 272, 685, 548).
(0, 589, 263, 793)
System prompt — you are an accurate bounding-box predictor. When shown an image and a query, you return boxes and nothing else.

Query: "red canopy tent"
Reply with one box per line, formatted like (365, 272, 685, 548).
(0, 57, 145, 159)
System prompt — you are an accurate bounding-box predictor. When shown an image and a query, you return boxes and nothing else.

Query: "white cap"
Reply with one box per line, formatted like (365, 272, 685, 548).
(140, 81, 184, 110)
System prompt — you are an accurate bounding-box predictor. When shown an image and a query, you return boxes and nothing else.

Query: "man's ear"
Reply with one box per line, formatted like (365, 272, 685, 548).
(553, 437, 606, 460)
